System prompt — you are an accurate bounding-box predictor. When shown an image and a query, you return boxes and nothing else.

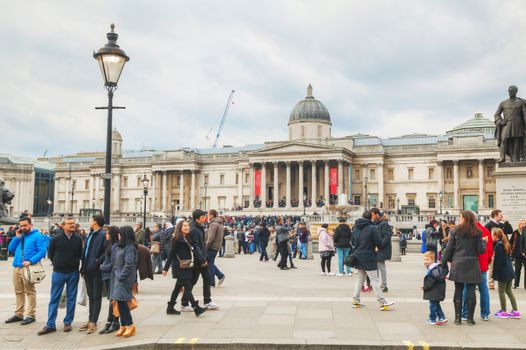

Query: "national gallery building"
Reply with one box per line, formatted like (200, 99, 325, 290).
(47, 85, 499, 218)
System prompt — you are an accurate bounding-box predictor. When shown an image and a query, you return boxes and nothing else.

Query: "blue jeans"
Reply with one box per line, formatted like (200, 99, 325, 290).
(429, 300, 445, 321)
(336, 247, 352, 274)
(300, 243, 307, 259)
(207, 249, 224, 286)
(46, 271, 79, 329)
(462, 271, 489, 318)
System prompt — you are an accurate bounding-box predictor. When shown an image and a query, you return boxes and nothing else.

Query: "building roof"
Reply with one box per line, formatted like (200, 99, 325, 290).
(0, 153, 55, 171)
(288, 84, 331, 125)
(447, 113, 495, 136)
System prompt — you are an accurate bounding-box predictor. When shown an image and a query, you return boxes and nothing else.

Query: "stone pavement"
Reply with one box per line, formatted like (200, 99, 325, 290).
(0, 253, 526, 350)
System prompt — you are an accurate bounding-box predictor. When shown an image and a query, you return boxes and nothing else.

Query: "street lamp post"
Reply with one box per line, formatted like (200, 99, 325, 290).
(141, 174, 149, 230)
(204, 183, 208, 211)
(397, 198, 400, 212)
(94, 24, 130, 224)
(171, 201, 175, 225)
(47, 198, 53, 227)
(363, 176, 369, 209)
(303, 193, 307, 216)
(70, 181, 75, 215)
(439, 190, 443, 215)
(367, 194, 371, 211)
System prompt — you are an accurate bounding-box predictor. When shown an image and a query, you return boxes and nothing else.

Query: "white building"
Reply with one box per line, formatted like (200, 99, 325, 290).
(48, 85, 499, 217)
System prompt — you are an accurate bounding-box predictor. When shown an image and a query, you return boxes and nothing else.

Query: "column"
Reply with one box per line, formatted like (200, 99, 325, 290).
(453, 160, 459, 209)
(89, 175, 94, 208)
(478, 159, 485, 208)
(248, 164, 254, 209)
(337, 160, 343, 197)
(261, 163, 266, 207)
(436, 161, 443, 193)
(362, 163, 368, 206)
(53, 177, 60, 214)
(65, 178, 70, 213)
(273, 162, 279, 209)
(311, 162, 317, 207)
(151, 172, 156, 212)
(162, 171, 167, 212)
(298, 161, 304, 209)
(190, 171, 196, 209)
(237, 168, 243, 208)
(285, 162, 291, 208)
(179, 172, 184, 211)
(95, 175, 100, 208)
(324, 161, 329, 204)
(114, 173, 121, 212)
(377, 162, 384, 208)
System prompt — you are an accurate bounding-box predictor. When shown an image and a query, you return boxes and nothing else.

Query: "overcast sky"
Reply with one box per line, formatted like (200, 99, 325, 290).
(1, 1, 526, 158)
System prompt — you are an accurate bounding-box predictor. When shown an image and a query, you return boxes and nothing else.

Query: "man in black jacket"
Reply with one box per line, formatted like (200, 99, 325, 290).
(371, 208, 392, 292)
(79, 215, 106, 334)
(38, 217, 82, 335)
(181, 210, 221, 311)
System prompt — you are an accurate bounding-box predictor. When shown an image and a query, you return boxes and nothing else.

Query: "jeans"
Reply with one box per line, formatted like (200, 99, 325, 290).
(46, 271, 79, 329)
(260, 241, 269, 261)
(84, 274, 103, 323)
(377, 260, 387, 286)
(462, 271, 490, 318)
(353, 269, 385, 304)
(336, 247, 351, 274)
(300, 243, 308, 259)
(429, 300, 445, 321)
(237, 240, 246, 254)
(117, 300, 132, 326)
(152, 253, 162, 273)
(207, 249, 224, 286)
(182, 265, 211, 306)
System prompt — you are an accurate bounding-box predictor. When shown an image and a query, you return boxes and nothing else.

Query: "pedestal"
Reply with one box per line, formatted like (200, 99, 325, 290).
(390, 236, 401, 262)
(494, 163, 526, 228)
(306, 236, 314, 260)
(224, 236, 235, 258)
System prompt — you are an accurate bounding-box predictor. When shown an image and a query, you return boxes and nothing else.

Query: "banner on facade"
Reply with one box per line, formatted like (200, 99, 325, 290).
(330, 168, 338, 195)
(254, 169, 261, 196)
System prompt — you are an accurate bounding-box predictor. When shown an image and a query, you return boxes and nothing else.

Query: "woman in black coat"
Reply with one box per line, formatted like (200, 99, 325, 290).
(163, 220, 207, 317)
(442, 210, 486, 325)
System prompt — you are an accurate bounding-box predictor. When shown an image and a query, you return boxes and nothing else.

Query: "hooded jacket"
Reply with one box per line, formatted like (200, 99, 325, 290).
(333, 223, 352, 249)
(318, 227, 335, 252)
(351, 218, 384, 271)
(375, 215, 392, 261)
(8, 228, 48, 268)
(476, 222, 493, 273)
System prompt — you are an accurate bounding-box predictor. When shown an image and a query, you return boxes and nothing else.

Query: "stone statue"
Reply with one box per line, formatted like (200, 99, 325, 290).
(0, 179, 17, 225)
(494, 85, 526, 163)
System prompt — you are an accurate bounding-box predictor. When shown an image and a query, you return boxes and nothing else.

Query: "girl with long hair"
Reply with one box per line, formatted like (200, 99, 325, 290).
(492, 228, 520, 319)
(99, 226, 120, 334)
(162, 220, 207, 317)
(442, 210, 486, 325)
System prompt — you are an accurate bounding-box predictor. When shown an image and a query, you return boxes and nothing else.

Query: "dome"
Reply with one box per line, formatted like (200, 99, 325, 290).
(288, 84, 331, 125)
(112, 128, 122, 142)
(446, 113, 495, 137)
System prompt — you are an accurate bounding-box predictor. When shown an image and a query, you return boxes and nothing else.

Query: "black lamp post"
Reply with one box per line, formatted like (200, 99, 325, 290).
(70, 181, 75, 215)
(303, 193, 307, 216)
(94, 24, 130, 224)
(141, 174, 149, 230)
(363, 176, 368, 209)
(439, 190, 443, 215)
(397, 198, 400, 212)
(204, 182, 208, 211)
(171, 201, 176, 225)
(367, 194, 371, 211)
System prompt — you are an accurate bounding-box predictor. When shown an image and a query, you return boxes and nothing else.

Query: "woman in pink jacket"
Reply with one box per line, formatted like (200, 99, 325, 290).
(318, 224, 335, 275)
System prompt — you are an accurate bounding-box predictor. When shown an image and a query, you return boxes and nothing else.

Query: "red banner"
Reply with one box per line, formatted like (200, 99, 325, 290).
(254, 169, 261, 196)
(330, 167, 338, 195)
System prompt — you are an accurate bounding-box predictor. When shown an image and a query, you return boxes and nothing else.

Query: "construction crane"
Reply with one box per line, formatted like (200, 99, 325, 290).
(212, 90, 235, 148)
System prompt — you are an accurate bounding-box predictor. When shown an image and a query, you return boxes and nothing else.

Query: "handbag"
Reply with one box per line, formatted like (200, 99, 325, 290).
(344, 253, 357, 268)
(176, 239, 194, 269)
(150, 241, 160, 254)
(77, 278, 88, 306)
(21, 236, 46, 284)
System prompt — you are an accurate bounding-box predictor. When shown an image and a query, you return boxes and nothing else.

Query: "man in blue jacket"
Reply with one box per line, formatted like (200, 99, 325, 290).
(79, 215, 106, 334)
(5, 217, 47, 325)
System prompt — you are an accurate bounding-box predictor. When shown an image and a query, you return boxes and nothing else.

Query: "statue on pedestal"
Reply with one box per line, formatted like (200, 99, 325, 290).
(0, 179, 18, 225)
(494, 85, 526, 163)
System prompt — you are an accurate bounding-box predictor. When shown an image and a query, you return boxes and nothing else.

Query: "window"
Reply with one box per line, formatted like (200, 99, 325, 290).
(218, 196, 226, 209)
(447, 194, 453, 208)
(487, 166, 494, 178)
(369, 194, 378, 207)
(370, 169, 376, 180)
(136, 177, 141, 187)
(123, 176, 128, 188)
(220, 175, 225, 185)
(408, 168, 414, 180)
(407, 194, 416, 206)
(204, 175, 209, 184)
(446, 167, 453, 179)
(353, 195, 361, 205)
(355, 169, 360, 180)
(84, 179, 89, 190)
(235, 174, 239, 185)
(428, 195, 436, 209)
(488, 194, 495, 208)
(245, 173, 249, 184)
(428, 167, 435, 180)
(83, 200, 89, 208)
(388, 195, 396, 209)
(387, 169, 394, 181)
(466, 167, 473, 178)
(317, 125, 322, 137)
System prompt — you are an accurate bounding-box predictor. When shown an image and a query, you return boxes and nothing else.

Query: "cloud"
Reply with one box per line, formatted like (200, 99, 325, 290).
(1, 0, 525, 157)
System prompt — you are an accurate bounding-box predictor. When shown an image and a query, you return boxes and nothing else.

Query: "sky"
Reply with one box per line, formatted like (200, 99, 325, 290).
(1, 1, 526, 158)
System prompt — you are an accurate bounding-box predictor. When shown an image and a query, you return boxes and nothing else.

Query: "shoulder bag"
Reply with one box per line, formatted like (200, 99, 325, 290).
(176, 239, 194, 269)
(21, 236, 46, 284)
(150, 241, 160, 254)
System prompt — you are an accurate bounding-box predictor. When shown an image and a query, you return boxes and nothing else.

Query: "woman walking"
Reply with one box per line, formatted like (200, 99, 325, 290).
(318, 224, 335, 275)
(110, 226, 138, 338)
(492, 228, 521, 319)
(99, 226, 120, 334)
(163, 220, 207, 317)
(442, 211, 486, 325)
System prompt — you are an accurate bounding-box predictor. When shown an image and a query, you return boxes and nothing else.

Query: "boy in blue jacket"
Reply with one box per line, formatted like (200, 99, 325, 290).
(423, 251, 448, 325)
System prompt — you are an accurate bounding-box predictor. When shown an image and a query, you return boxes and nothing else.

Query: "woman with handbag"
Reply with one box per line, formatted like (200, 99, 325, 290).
(109, 226, 138, 338)
(99, 226, 120, 334)
(162, 220, 207, 317)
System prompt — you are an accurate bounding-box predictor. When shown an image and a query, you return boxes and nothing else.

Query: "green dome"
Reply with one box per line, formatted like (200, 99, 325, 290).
(288, 84, 331, 125)
(446, 113, 495, 136)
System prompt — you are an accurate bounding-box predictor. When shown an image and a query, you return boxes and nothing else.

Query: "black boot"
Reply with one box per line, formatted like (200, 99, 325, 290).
(99, 322, 111, 334)
(106, 321, 120, 333)
(167, 301, 181, 315)
(454, 301, 462, 325)
(467, 299, 476, 326)
(193, 301, 207, 317)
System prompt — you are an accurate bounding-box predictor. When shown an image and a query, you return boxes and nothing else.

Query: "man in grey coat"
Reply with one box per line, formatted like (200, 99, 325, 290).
(206, 209, 225, 287)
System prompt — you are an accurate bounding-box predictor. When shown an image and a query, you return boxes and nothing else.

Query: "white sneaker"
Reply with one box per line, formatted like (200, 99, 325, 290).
(218, 275, 226, 286)
(327, 272, 336, 276)
(346, 272, 353, 277)
(321, 272, 327, 276)
(336, 273, 344, 277)
(205, 301, 221, 310)
(180, 305, 194, 312)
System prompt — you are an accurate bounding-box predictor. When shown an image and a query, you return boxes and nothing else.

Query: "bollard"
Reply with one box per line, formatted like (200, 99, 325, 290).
(390, 236, 402, 262)
(224, 235, 235, 258)
(0, 236, 8, 261)
(306, 236, 314, 260)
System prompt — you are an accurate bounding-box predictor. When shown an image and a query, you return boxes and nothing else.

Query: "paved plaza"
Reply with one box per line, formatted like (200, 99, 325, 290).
(0, 253, 525, 350)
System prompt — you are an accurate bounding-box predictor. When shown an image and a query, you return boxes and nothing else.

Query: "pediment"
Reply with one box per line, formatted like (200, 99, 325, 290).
(249, 141, 342, 155)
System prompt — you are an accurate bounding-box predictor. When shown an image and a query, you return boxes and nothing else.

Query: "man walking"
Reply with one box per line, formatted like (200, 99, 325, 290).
(258, 223, 271, 262)
(80, 215, 106, 334)
(5, 217, 47, 326)
(38, 217, 83, 335)
(206, 209, 226, 287)
(181, 209, 220, 311)
(371, 208, 392, 292)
